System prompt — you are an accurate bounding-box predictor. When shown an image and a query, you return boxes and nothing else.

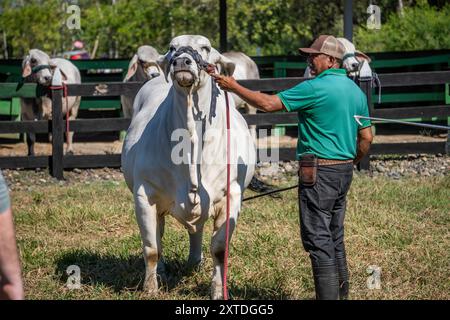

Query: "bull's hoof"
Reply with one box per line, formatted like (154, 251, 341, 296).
(143, 279, 159, 296)
(211, 283, 224, 300)
(65, 150, 74, 156)
(186, 257, 203, 272)
(157, 261, 168, 285)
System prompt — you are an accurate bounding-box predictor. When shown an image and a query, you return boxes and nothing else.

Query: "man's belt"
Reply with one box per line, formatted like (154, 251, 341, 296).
(318, 159, 354, 166)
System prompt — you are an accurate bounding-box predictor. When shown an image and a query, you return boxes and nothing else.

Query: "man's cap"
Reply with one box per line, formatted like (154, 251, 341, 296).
(299, 35, 345, 60)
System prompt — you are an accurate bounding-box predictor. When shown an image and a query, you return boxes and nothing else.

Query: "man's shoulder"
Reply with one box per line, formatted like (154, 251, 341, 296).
(280, 79, 314, 95)
(337, 76, 365, 94)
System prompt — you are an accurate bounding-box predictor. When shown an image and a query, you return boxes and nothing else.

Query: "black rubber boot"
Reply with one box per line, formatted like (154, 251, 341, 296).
(336, 252, 349, 300)
(311, 259, 339, 300)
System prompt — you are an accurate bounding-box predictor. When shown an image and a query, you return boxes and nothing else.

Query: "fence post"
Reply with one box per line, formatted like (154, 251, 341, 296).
(50, 69, 64, 180)
(358, 77, 372, 171)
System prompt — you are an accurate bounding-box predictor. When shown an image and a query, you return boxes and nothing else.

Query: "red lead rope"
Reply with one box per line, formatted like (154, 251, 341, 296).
(223, 90, 231, 300)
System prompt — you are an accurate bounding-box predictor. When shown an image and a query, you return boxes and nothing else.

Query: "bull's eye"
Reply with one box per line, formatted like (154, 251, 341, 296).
(201, 46, 210, 53)
(30, 58, 37, 64)
(169, 46, 176, 52)
(139, 59, 150, 68)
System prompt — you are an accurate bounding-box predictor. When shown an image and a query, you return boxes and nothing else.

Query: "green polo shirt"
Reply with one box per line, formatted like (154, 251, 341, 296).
(277, 68, 371, 160)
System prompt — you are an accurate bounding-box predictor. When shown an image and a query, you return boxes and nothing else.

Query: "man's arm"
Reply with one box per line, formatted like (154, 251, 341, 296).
(0, 207, 24, 300)
(209, 73, 284, 113)
(354, 126, 373, 165)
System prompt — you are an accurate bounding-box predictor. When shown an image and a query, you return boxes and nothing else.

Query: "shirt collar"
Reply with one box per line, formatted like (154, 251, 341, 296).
(316, 68, 347, 78)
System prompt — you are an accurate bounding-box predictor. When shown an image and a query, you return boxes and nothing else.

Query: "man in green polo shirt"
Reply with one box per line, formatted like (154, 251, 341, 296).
(209, 35, 373, 300)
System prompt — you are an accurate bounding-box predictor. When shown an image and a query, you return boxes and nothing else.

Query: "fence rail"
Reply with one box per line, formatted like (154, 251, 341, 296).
(0, 70, 449, 179)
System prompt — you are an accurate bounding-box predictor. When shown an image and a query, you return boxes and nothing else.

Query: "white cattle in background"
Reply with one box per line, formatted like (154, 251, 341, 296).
(223, 51, 260, 140)
(121, 45, 162, 119)
(337, 37, 372, 78)
(121, 35, 256, 299)
(21, 49, 81, 155)
(304, 38, 372, 78)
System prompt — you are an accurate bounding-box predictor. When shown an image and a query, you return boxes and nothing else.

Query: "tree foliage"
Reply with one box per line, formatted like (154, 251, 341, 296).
(354, 1, 450, 52)
(0, 0, 448, 59)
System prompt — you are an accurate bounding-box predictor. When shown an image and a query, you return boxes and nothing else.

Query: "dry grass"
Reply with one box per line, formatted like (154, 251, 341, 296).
(10, 173, 450, 300)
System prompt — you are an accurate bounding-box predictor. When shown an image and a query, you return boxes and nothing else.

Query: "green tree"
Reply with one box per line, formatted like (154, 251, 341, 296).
(0, 0, 448, 59)
(354, 1, 450, 52)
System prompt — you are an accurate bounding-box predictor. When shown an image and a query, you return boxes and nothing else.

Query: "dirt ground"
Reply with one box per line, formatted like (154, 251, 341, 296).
(0, 133, 446, 157)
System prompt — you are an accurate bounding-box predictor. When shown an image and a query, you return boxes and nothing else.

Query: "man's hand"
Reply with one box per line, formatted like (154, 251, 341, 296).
(206, 67, 284, 113)
(209, 73, 239, 93)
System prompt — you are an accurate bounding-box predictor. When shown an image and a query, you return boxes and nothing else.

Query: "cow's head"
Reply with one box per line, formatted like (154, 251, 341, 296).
(158, 35, 235, 89)
(125, 45, 161, 81)
(22, 49, 55, 85)
(337, 38, 372, 77)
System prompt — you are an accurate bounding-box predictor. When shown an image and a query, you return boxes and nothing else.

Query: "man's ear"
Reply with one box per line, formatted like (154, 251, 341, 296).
(327, 55, 338, 68)
(125, 54, 139, 81)
(210, 48, 235, 76)
(22, 55, 32, 78)
(157, 53, 170, 83)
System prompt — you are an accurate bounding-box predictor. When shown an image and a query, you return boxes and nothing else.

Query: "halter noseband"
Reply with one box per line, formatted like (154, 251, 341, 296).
(31, 64, 52, 74)
(169, 46, 210, 70)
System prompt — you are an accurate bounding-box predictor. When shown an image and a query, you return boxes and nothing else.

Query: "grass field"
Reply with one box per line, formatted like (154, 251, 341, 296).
(10, 173, 449, 300)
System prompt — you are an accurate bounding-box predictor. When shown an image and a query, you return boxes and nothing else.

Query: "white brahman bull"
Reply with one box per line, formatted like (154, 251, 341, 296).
(121, 35, 256, 299)
(304, 38, 372, 78)
(21, 49, 81, 155)
(120, 45, 162, 119)
(337, 37, 372, 78)
(223, 51, 260, 140)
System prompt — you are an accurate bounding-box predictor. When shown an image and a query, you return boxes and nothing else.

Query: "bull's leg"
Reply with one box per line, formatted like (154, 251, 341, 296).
(134, 185, 162, 295)
(26, 133, 35, 156)
(210, 185, 242, 300)
(65, 126, 75, 155)
(20, 99, 37, 156)
(156, 216, 167, 282)
(187, 228, 204, 269)
(245, 104, 257, 141)
(64, 97, 81, 154)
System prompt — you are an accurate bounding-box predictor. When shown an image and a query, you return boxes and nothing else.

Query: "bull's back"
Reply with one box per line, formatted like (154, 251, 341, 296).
(51, 58, 81, 84)
(223, 51, 259, 79)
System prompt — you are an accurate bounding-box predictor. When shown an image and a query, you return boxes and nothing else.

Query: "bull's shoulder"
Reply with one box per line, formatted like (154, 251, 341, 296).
(51, 58, 81, 83)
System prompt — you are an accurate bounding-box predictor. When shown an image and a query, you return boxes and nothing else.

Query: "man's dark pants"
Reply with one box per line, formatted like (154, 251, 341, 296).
(298, 163, 353, 299)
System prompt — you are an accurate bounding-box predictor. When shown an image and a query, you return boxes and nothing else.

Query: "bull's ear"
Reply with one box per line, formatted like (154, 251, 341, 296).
(210, 48, 235, 76)
(125, 54, 139, 81)
(356, 50, 371, 63)
(157, 53, 170, 83)
(303, 66, 313, 78)
(22, 56, 32, 78)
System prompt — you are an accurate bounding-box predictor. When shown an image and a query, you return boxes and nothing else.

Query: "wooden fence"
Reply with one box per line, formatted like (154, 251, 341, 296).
(0, 70, 449, 179)
(1, 49, 449, 118)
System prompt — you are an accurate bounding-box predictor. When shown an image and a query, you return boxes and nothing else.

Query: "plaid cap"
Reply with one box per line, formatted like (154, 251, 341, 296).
(299, 35, 345, 60)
